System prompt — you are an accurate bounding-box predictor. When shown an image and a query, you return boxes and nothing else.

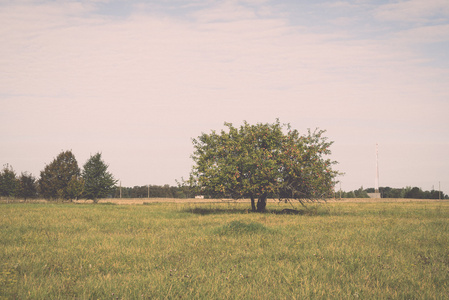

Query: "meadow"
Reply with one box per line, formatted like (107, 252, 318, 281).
(1, 200, 448, 299)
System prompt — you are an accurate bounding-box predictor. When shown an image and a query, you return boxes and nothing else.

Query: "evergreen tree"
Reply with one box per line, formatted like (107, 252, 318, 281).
(82, 153, 117, 202)
(17, 172, 37, 200)
(0, 164, 18, 198)
(38, 150, 80, 200)
(66, 175, 85, 201)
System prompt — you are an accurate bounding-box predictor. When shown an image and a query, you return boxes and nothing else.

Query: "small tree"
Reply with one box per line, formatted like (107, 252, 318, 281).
(354, 186, 369, 198)
(17, 172, 37, 200)
(38, 150, 81, 200)
(186, 120, 339, 212)
(82, 153, 117, 202)
(0, 164, 18, 198)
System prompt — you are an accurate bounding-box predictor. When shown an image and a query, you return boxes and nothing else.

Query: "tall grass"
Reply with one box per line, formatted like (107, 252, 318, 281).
(1, 201, 448, 299)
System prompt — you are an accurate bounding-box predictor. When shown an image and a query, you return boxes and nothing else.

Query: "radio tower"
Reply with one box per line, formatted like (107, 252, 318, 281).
(375, 143, 379, 193)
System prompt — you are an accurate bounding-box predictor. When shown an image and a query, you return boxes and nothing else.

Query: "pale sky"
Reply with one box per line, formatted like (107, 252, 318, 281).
(1, 0, 448, 195)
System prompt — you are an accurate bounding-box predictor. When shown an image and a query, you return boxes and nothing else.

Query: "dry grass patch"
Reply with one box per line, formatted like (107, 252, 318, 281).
(1, 201, 448, 299)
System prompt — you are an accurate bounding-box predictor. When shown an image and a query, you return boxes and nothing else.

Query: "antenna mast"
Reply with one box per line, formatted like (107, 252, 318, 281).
(375, 143, 379, 193)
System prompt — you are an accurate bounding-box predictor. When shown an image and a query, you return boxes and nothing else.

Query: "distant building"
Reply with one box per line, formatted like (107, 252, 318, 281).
(195, 195, 204, 199)
(368, 192, 381, 199)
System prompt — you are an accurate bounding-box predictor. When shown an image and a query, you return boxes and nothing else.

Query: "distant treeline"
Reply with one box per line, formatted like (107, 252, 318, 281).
(112, 185, 448, 200)
(112, 185, 194, 199)
(2, 160, 448, 200)
(338, 186, 448, 199)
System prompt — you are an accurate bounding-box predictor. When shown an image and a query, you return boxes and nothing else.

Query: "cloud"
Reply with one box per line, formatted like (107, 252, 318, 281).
(376, 0, 449, 23)
(392, 23, 449, 43)
(1, 0, 448, 191)
(1, 0, 447, 122)
(203, 2, 255, 22)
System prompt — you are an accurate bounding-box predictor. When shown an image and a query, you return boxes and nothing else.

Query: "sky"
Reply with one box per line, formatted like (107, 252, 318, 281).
(1, 0, 448, 195)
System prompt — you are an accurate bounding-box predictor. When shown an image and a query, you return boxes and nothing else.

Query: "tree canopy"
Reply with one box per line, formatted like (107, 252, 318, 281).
(38, 150, 80, 200)
(186, 120, 339, 212)
(17, 172, 37, 200)
(0, 164, 18, 198)
(82, 153, 117, 202)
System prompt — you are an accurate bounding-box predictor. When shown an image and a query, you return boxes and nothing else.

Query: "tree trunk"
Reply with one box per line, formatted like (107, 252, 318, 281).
(257, 194, 267, 212)
(250, 196, 256, 212)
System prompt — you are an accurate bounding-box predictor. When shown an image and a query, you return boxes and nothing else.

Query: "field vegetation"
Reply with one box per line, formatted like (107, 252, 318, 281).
(1, 200, 448, 299)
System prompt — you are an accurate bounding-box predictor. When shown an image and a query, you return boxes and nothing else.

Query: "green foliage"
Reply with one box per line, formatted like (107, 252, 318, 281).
(341, 186, 448, 199)
(400, 186, 448, 199)
(82, 153, 117, 202)
(66, 175, 85, 201)
(17, 172, 37, 200)
(186, 120, 339, 211)
(0, 164, 18, 198)
(354, 186, 369, 198)
(115, 184, 193, 198)
(38, 150, 80, 200)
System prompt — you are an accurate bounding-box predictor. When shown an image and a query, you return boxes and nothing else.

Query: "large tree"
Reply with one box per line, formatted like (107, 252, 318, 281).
(38, 150, 80, 200)
(187, 120, 339, 212)
(82, 153, 117, 202)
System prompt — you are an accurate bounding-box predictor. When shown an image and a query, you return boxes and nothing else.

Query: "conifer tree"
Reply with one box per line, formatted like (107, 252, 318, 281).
(82, 153, 117, 202)
(17, 172, 37, 200)
(0, 164, 18, 198)
(38, 150, 80, 200)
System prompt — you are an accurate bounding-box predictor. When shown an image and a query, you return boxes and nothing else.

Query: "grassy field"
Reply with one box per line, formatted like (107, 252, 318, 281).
(1, 200, 448, 299)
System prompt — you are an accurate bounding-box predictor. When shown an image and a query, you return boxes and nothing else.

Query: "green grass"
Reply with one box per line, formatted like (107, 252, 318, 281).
(1, 201, 448, 299)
